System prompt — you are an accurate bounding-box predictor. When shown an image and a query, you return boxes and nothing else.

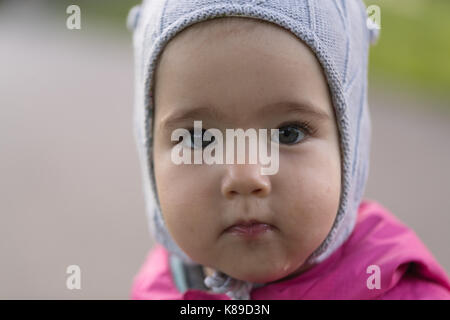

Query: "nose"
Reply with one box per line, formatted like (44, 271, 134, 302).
(221, 163, 271, 199)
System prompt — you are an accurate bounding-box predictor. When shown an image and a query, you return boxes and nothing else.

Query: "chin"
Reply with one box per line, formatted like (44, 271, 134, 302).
(226, 258, 310, 284)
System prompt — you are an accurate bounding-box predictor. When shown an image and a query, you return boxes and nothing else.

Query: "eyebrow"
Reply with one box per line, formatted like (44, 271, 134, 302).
(160, 100, 330, 131)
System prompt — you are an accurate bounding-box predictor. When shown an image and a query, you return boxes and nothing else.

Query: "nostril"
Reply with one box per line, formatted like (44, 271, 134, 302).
(229, 188, 263, 197)
(253, 188, 263, 194)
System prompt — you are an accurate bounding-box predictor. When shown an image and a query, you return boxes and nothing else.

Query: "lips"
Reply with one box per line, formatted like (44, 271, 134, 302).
(224, 219, 275, 238)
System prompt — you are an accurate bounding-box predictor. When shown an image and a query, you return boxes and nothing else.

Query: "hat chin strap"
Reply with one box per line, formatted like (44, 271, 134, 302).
(204, 270, 254, 300)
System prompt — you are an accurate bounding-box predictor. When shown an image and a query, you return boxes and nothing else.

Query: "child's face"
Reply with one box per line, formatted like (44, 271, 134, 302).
(152, 19, 341, 283)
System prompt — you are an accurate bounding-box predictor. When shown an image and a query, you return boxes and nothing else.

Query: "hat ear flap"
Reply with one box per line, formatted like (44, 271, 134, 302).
(127, 5, 141, 31)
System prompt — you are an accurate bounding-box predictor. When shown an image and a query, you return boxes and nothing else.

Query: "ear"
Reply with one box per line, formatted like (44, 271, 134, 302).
(127, 5, 141, 32)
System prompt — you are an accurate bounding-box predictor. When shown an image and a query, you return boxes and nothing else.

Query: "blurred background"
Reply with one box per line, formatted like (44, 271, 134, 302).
(0, 0, 449, 299)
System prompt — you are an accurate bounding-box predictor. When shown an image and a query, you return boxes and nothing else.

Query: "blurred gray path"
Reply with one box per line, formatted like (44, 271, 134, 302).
(1, 1, 449, 299)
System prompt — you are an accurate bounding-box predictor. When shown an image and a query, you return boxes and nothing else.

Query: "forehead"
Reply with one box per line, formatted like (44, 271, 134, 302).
(153, 17, 333, 126)
(157, 17, 312, 71)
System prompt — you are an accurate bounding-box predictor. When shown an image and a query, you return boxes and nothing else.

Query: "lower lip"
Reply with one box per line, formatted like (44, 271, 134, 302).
(225, 223, 273, 238)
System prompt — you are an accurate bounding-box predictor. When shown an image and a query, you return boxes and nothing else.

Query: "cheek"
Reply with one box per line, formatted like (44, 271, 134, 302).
(276, 143, 341, 248)
(153, 148, 219, 256)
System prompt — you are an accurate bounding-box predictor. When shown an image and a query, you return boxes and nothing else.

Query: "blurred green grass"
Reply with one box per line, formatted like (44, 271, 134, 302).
(365, 0, 450, 100)
(74, 0, 141, 29)
(55, 0, 450, 101)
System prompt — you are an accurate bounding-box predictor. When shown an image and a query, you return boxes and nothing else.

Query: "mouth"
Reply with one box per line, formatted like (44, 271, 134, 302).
(223, 219, 276, 239)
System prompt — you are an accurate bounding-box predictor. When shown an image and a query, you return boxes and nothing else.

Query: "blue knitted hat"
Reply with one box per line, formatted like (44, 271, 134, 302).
(128, 0, 378, 300)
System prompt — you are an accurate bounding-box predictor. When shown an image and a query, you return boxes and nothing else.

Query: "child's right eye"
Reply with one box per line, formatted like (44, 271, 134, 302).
(178, 129, 216, 150)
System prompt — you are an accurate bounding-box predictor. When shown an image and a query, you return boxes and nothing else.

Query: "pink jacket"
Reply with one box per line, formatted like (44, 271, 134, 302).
(130, 200, 450, 300)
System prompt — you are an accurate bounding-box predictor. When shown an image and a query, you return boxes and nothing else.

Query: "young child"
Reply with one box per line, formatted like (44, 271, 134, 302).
(127, 0, 450, 300)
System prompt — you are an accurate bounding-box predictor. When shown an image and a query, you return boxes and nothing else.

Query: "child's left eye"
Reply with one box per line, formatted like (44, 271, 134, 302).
(272, 123, 309, 145)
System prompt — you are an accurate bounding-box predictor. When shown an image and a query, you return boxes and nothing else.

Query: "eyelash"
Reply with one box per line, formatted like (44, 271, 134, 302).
(281, 120, 317, 137)
(173, 120, 317, 146)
